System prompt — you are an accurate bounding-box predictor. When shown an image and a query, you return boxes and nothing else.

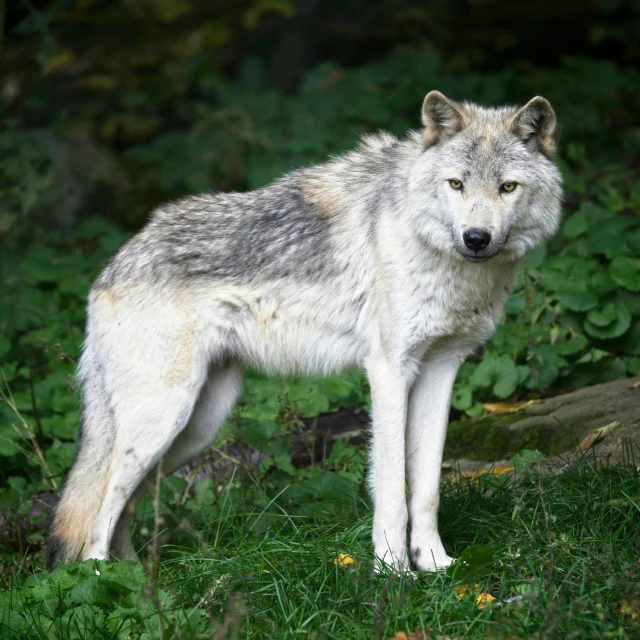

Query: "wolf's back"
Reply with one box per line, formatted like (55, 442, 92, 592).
(95, 174, 339, 291)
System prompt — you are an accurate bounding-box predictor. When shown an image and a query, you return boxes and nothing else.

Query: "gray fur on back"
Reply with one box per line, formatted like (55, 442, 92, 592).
(96, 176, 342, 286)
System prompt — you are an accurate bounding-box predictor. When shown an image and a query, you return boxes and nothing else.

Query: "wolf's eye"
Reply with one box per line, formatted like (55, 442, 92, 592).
(449, 179, 463, 191)
(501, 181, 518, 193)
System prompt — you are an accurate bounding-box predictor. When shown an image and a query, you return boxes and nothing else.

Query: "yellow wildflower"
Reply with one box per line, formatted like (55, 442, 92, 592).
(456, 583, 496, 608)
(333, 553, 355, 567)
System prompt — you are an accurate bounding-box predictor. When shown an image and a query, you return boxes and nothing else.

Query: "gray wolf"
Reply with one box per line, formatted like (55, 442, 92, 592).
(47, 91, 562, 571)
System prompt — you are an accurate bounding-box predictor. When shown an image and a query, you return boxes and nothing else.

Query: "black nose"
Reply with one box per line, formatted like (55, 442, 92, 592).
(463, 228, 491, 252)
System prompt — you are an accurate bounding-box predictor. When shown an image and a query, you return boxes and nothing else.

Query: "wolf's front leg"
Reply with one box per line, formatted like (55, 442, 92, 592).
(367, 354, 410, 572)
(406, 352, 463, 571)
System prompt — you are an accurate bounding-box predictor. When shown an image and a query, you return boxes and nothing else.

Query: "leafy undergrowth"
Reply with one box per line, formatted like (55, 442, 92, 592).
(2, 47, 640, 514)
(2, 26, 640, 639)
(1, 456, 639, 639)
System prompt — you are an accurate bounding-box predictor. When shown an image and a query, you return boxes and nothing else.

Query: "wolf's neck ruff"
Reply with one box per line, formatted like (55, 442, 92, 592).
(48, 91, 562, 573)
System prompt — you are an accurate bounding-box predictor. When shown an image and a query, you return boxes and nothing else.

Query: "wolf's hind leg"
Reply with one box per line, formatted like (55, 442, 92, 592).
(110, 364, 244, 560)
(81, 366, 208, 560)
(47, 347, 116, 567)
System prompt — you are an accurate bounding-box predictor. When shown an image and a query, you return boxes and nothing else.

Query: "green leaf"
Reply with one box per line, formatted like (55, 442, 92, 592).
(243, 419, 277, 453)
(588, 216, 638, 258)
(326, 438, 357, 466)
(465, 402, 485, 417)
(274, 453, 296, 476)
(584, 299, 631, 339)
(288, 382, 330, 416)
(99, 560, 145, 595)
(590, 271, 617, 296)
(69, 576, 99, 605)
(51, 389, 79, 413)
(563, 210, 589, 238)
(509, 448, 545, 470)
(194, 478, 214, 505)
(451, 386, 472, 411)
(492, 367, 517, 398)
(58, 273, 91, 299)
(446, 545, 494, 582)
(608, 319, 640, 355)
(561, 291, 599, 312)
(525, 244, 546, 268)
(516, 365, 531, 384)
(573, 202, 614, 226)
(41, 413, 78, 440)
(617, 291, 640, 316)
(610, 257, 640, 292)
(541, 261, 601, 312)
(586, 301, 618, 327)
(0, 424, 20, 457)
(504, 294, 526, 315)
(470, 356, 518, 399)
(526, 344, 559, 389)
(554, 333, 588, 356)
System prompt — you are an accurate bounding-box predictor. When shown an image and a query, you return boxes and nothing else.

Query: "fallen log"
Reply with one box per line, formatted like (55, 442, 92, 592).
(442, 375, 640, 465)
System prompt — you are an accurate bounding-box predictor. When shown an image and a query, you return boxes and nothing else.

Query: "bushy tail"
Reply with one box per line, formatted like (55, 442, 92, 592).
(47, 348, 116, 568)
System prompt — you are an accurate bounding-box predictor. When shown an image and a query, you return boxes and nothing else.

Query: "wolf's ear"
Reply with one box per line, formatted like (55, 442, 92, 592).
(421, 91, 467, 147)
(510, 96, 557, 159)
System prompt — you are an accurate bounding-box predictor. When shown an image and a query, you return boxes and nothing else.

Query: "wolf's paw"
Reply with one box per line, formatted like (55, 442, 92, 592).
(410, 538, 454, 572)
(412, 550, 454, 572)
(373, 551, 412, 575)
(372, 518, 409, 574)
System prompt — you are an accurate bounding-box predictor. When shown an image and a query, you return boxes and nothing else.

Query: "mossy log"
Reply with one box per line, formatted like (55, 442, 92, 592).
(442, 376, 640, 464)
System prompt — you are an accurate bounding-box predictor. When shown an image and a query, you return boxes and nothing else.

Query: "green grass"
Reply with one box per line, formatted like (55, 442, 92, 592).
(2, 456, 639, 639)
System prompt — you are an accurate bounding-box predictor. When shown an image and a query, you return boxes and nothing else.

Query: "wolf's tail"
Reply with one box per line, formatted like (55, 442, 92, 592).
(47, 345, 116, 568)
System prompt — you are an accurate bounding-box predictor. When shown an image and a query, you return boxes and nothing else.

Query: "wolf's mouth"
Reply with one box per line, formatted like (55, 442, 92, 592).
(455, 245, 498, 263)
(461, 253, 492, 263)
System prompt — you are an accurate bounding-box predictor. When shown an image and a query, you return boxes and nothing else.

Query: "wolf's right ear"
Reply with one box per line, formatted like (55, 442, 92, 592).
(421, 91, 467, 147)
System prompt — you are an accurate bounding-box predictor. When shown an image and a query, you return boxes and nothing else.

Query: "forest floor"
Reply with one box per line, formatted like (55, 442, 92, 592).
(2, 397, 640, 639)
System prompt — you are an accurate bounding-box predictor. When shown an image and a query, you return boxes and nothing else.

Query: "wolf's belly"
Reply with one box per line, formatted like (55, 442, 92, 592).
(239, 318, 367, 375)
(199, 279, 371, 376)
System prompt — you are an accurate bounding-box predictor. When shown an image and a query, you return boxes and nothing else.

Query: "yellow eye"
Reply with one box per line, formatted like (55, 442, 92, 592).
(501, 181, 518, 193)
(449, 179, 463, 190)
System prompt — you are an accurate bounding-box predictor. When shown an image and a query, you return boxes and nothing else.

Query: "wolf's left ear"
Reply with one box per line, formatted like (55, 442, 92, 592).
(510, 96, 557, 159)
(421, 91, 467, 147)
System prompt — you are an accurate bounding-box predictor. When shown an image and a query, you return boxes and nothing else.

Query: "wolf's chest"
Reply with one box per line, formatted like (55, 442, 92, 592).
(390, 259, 515, 356)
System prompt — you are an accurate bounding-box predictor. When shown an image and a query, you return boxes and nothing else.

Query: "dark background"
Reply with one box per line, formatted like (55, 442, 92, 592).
(2, 0, 640, 236)
(5, 0, 640, 91)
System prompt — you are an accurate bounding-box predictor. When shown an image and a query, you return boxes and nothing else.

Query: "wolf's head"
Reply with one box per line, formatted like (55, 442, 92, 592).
(408, 91, 563, 263)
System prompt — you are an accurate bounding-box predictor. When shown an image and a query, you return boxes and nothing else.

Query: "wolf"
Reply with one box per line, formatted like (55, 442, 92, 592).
(47, 91, 562, 571)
